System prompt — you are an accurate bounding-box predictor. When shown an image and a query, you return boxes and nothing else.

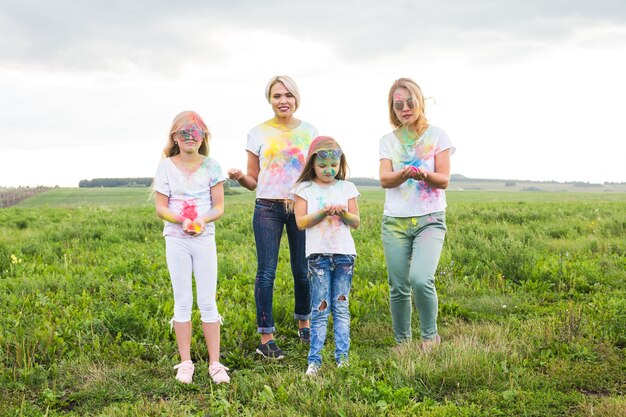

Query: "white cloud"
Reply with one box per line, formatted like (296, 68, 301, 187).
(1, 1, 625, 186)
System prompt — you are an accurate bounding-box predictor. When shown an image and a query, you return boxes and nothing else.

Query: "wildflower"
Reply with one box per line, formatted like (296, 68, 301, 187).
(11, 254, 23, 264)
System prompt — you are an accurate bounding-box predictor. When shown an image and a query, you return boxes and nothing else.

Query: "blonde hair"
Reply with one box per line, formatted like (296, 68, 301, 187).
(294, 136, 349, 186)
(388, 78, 429, 136)
(265, 75, 301, 111)
(162, 110, 210, 158)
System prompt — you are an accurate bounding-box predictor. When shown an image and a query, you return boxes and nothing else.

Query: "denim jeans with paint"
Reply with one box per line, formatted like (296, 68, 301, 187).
(253, 199, 311, 334)
(307, 253, 355, 367)
(381, 212, 446, 343)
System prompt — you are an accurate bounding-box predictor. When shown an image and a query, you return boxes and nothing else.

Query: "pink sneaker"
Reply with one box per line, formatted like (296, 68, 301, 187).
(209, 362, 230, 384)
(173, 360, 194, 384)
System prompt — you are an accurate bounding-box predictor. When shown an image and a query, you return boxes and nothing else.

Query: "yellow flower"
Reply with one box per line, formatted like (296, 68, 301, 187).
(11, 254, 23, 264)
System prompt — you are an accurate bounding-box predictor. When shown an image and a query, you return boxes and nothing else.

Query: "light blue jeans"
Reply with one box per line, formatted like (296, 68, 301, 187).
(307, 254, 355, 367)
(381, 212, 446, 343)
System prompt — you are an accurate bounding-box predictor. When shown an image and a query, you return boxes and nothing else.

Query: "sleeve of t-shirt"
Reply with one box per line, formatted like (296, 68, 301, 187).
(379, 135, 391, 160)
(208, 159, 226, 188)
(311, 125, 319, 139)
(153, 159, 170, 196)
(345, 181, 360, 200)
(291, 182, 309, 201)
(245, 129, 260, 156)
(435, 128, 456, 156)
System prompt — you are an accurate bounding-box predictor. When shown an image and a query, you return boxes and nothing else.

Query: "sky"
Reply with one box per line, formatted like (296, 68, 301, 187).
(1, 0, 625, 187)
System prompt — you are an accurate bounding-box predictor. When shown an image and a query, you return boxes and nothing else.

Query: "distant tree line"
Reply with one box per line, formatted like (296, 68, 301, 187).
(80, 177, 238, 195)
(79, 178, 153, 188)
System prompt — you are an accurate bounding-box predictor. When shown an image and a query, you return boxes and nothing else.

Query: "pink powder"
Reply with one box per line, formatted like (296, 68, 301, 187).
(181, 201, 197, 220)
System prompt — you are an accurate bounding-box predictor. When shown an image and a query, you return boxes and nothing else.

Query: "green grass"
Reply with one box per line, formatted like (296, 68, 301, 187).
(1, 188, 625, 416)
(16, 187, 154, 208)
(16, 187, 626, 209)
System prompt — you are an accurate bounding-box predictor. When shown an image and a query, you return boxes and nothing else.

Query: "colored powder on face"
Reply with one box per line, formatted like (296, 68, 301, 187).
(323, 168, 337, 177)
(181, 200, 197, 220)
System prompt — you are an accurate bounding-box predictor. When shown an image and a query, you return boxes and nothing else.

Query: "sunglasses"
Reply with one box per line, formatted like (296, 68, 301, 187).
(173, 129, 206, 142)
(393, 98, 415, 111)
(316, 149, 343, 159)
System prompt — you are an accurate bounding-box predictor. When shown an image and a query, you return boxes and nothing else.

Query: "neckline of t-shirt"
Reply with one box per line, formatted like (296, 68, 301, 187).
(168, 156, 207, 177)
(393, 125, 431, 145)
(311, 179, 339, 189)
(264, 120, 303, 132)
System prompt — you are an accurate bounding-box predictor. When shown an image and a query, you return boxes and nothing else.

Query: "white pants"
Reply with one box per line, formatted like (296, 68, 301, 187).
(165, 234, 220, 323)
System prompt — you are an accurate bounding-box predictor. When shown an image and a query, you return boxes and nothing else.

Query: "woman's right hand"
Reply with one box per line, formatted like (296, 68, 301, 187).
(400, 166, 415, 181)
(227, 168, 243, 181)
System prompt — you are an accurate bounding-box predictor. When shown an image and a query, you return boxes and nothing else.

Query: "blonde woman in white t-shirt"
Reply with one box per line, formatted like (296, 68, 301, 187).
(227, 76, 318, 359)
(154, 110, 230, 384)
(379, 78, 456, 350)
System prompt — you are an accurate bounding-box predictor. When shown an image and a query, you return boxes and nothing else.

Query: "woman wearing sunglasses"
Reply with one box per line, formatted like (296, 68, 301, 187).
(379, 78, 455, 350)
(228, 76, 318, 359)
(153, 110, 230, 384)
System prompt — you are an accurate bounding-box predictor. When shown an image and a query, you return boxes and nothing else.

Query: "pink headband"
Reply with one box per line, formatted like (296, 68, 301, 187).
(307, 136, 335, 159)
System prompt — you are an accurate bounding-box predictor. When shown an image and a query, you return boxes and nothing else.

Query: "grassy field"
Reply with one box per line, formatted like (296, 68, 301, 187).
(1, 188, 625, 416)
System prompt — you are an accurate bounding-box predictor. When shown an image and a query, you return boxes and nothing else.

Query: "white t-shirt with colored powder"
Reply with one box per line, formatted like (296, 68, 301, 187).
(246, 121, 318, 199)
(292, 180, 360, 257)
(154, 157, 225, 237)
(379, 125, 455, 217)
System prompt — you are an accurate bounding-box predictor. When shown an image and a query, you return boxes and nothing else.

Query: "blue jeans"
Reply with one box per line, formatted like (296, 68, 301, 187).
(307, 254, 354, 366)
(253, 199, 311, 334)
(381, 213, 446, 343)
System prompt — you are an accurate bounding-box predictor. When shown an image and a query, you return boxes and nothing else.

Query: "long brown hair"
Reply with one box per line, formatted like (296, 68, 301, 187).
(293, 136, 349, 186)
(162, 110, 210, 158)
(388, 78, 429, 136)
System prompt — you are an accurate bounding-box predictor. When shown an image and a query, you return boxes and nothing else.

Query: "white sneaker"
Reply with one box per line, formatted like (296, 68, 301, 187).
(305, 364, 320, 376)
(209, 362, 230, 384)
(173, 360, 194, 384)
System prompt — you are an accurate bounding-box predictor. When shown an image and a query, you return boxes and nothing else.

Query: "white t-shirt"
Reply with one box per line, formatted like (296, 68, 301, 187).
(379, 125, 455, 217)
(153, 157, 225, 237)
(292, 180, 360, 257)
(246, 121, 318, 199)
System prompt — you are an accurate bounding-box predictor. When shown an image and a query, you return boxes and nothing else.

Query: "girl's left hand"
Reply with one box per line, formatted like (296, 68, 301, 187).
(194, 218, 206, 234)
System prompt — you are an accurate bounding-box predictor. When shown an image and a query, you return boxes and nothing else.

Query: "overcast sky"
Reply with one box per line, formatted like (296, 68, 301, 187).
(1, 0, 625, 187)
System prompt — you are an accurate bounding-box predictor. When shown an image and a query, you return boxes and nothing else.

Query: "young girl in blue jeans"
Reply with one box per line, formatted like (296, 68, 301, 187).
(291, 136, 360, 376)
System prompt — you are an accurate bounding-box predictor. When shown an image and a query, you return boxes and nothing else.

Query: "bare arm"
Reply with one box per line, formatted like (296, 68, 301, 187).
(294, 195, 327, 230)
(201, 182, 225, 224)
(338, 197, 360, 229)
(155, 192, 185, 223)
(227, 151, 259, 191)
(418, 149, 451, 189)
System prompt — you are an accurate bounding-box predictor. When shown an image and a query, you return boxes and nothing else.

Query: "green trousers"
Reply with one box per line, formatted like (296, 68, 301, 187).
(381, 212, 447, 343)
